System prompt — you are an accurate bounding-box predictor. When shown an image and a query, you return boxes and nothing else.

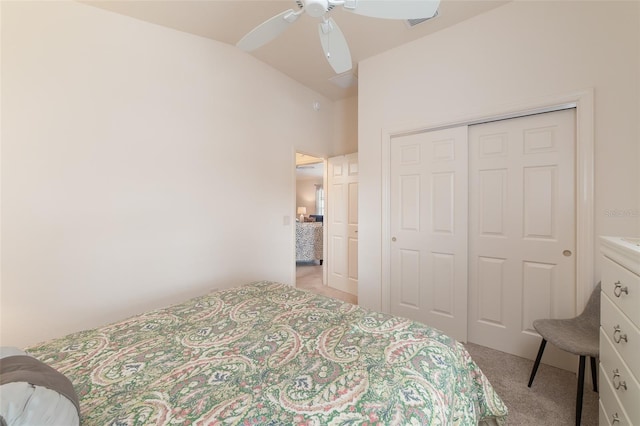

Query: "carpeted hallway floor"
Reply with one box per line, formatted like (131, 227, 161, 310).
(296, 262, 599, 425)
(296, 261, 357, 304)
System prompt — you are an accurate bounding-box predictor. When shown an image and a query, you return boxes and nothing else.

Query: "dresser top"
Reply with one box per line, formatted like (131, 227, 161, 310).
(601, 236, 640, 275)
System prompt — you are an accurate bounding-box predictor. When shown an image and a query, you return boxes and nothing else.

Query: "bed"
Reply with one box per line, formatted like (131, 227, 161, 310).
(3, 281, 507, 425)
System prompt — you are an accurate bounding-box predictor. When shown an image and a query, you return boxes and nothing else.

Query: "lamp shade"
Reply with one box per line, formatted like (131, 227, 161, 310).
(297, 207, 307, 215)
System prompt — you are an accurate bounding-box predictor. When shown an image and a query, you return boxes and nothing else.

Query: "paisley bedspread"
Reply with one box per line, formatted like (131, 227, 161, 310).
(26, 281, 507, 425)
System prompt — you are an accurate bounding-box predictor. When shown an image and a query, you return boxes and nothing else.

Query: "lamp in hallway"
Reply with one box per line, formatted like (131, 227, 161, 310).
(297, 206, 307, 222)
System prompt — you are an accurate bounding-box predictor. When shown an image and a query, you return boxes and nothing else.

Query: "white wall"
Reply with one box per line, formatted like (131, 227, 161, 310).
(296, 176, 322, 218)
(358, 1, 640, 311)
(0, 1, 341, 347)
(332, 95, 358, 156)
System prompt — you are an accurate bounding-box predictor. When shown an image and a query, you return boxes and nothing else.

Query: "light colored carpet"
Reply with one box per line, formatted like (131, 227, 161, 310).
(295, 262, 357, 304)
(465, 342, 599, 425)
(295, 263, 599, 425)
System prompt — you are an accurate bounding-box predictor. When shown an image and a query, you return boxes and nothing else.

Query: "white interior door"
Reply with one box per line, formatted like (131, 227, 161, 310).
(468, 109, 576, 370)
(389, 127, 468, 342)
(327, 153, 358, 295)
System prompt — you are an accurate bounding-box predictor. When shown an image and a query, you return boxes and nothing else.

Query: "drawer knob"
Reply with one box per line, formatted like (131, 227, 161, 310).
(613, 325, 628, 344)
(612, 413, 620, 424)
(614, 281, 629, 298)
(612, 369, 628, 391)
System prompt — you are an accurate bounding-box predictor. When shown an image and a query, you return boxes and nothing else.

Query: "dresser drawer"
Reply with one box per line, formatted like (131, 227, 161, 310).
(601, 293, 640, 380)
(600, 400, 630, 426)
(599, 363, 632, 426)
(599, 401, 610, 426)
(600, 328, 640, 424)
(602, 255, 640, 329)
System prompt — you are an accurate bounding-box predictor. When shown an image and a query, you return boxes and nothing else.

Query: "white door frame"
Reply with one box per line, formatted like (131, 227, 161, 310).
(381, 89, 595, 318)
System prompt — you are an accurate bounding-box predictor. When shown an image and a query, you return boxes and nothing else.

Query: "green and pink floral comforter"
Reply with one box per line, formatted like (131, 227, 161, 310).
(26, 281, 507, 425)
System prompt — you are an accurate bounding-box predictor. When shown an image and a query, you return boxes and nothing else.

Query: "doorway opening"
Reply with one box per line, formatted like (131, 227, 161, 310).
(295, 153, 325, 291)
(295, 152, 356, 304)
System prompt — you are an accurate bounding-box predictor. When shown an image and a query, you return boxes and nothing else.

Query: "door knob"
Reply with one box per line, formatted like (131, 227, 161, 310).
(392, 237, 397, 242)
(563, 250, 572, 257)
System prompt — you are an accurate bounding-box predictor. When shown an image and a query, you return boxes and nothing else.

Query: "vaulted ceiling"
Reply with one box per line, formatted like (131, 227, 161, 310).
(83, 1, 509, 101)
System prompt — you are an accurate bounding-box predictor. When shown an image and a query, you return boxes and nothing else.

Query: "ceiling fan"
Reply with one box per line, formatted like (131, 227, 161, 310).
(236, 0, 440, 74)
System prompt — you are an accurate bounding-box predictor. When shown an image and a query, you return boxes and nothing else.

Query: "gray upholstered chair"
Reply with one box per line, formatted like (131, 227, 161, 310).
(527, 282, 601, 426)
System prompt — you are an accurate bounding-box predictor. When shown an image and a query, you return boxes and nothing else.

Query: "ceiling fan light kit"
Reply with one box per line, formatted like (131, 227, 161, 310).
(305, 0, 330, 18)
(236, 0, 440, 75)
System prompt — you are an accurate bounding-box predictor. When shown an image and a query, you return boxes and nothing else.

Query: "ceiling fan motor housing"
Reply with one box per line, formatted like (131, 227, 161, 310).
(304, 0, 329, 17)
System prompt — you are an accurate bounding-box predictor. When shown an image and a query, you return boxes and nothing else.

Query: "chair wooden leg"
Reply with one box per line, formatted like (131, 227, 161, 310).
(590, 356, 598, 393)
(528, 339, 547, 387)
(576, 355, 586, 426)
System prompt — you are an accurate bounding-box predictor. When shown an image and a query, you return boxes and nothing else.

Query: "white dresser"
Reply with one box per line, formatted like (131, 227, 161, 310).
(599, 236, 640, 426)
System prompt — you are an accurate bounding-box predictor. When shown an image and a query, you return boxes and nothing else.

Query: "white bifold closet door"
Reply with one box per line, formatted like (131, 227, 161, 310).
(389, 126, 469, 343)
(388, 109, 576, 369)
(468, 109, 576, 370)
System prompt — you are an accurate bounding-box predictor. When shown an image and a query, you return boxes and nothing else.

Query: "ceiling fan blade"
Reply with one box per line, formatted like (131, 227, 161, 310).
(236, 9, 300, 52)
(318, 18, 352, 74)
(342, 0, 440, 20)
